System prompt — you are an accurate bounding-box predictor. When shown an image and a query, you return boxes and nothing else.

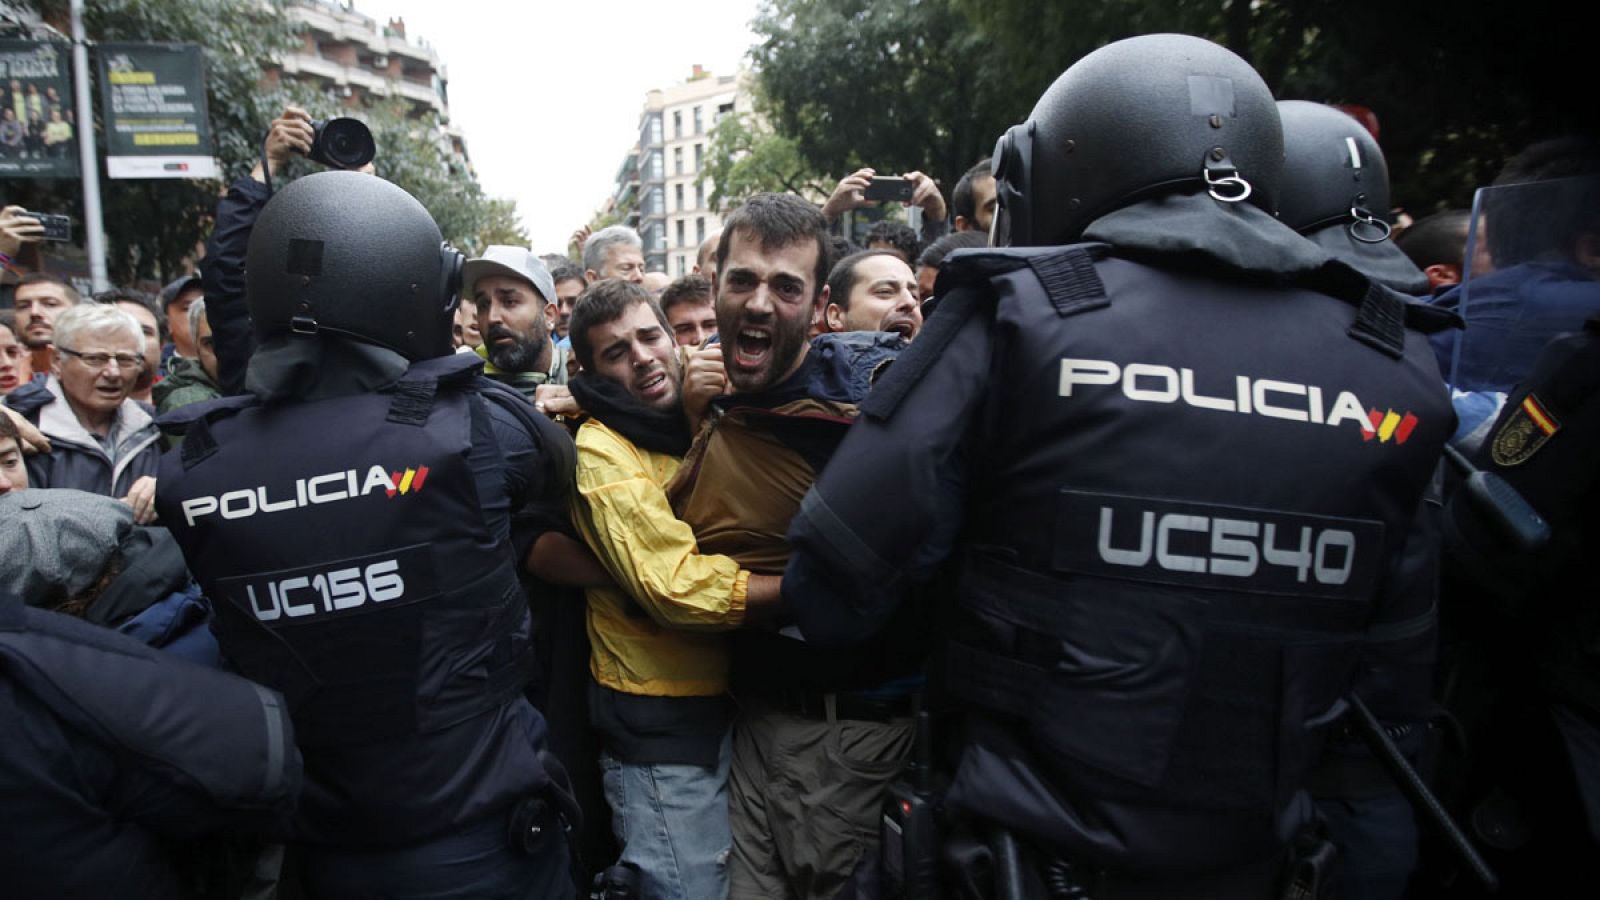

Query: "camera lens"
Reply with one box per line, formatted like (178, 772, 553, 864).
(312, 118, 376, 170)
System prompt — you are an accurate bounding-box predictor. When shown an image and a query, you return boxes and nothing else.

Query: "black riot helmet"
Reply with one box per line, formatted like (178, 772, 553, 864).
(991, 33, 1283, 247)
(246, 170, 465, 361)
(1277, 101, 1393, 240)
(1277, 100, 1428, 293)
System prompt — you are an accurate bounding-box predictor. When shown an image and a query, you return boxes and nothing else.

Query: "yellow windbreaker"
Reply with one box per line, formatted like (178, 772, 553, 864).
(571, 417, 750, 697)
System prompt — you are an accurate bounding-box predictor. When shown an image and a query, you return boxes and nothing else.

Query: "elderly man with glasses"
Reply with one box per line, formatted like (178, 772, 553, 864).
(3, 303, 161, 520)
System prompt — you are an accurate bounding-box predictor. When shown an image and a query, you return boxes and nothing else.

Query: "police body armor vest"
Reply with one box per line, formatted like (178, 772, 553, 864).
(922, 244, 1452, 867)
(156, 352, 534, 751)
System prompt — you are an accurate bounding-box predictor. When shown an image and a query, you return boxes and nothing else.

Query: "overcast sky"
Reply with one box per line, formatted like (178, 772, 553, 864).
(355, 0, 763, 253)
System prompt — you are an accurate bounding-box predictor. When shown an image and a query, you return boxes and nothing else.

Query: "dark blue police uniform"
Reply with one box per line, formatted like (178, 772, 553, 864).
(0, 588, 300, 900)
(157, 347, 577, 900)
(785, 200, 1455, 896)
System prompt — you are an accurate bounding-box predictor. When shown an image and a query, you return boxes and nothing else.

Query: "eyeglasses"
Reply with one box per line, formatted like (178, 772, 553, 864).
(59, 348, 145, 371)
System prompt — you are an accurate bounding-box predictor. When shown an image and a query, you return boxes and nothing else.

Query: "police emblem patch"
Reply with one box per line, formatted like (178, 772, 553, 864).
(1490, 393, 1560, 467)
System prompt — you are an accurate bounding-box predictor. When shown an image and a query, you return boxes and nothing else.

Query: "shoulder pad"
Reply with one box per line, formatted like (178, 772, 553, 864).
(936, 242, 1109, 287)
(936, 243, 1111, 320)
(1402, 299, 1462, 335)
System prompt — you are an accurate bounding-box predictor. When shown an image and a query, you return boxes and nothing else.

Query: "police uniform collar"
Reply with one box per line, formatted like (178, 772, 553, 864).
(245, 335, 411, 403)
(1082, 191, 1333, 284)
(1299, 221, 1431, 296)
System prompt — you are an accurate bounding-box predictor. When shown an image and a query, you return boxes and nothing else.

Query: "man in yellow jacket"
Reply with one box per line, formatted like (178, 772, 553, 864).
(566, 278, 781, 900)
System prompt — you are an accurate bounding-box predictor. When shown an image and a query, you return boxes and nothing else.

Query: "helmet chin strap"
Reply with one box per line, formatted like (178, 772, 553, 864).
(1202, 152, 1253, 204)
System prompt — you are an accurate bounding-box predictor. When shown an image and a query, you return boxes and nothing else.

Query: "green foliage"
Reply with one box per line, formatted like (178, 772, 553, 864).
(701, 108, 831, 212)
(754, 0, 1593, 219)
(6, 0, 509, 283)
(749, 0, 1014, 197)
(470, 196, 530, 256)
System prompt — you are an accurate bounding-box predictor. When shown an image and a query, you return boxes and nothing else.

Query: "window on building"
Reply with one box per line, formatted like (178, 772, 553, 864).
(675, 183, 685, 211)
(673, 110, 683, 139)
(694, 144, 704, 171)
(696, 217, 706, 245)
(677, 255, 688, 277)
(674, 147, 684, 176)
(717, 102, 734, 122)
(695, 183, 705, 210)
(647, 151, 663, 181)
(676, 219, 686, 248)
(694, 106, 703, 134)
(646, 114, 662, 147)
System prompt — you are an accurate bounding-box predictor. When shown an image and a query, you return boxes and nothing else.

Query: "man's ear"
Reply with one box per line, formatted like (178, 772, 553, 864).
(953, 215, 972, 232)
(1424, 264, 1461, 291)
(585, 269, 600, 284)
(814, 284, 832, 328)
(543, 300, 557, 329)
(824, 302, 846, 333)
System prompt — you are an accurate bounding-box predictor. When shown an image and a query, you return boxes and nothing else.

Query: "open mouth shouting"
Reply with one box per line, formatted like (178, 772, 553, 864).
(732, 326, 774, 373)
(881, 314, 919, 341)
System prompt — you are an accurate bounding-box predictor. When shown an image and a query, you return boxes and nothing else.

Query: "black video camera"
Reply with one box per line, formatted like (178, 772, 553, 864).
(303, 117, 376, 170)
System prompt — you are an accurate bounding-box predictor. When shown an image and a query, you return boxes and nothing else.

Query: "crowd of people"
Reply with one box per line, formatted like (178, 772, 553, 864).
(2, 30, 1598, 900)
(0, 80, 75, 160)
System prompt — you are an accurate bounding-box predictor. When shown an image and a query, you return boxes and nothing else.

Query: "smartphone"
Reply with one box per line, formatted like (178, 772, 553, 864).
(863, 176, 914, 202)
(20, 211, 72, 242)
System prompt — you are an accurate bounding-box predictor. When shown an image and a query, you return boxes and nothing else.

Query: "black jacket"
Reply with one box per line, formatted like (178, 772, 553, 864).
(0, 589, 300, 899)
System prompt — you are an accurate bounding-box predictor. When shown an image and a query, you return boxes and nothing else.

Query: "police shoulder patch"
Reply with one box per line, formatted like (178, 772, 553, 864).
(1490, 393, 1560, 467)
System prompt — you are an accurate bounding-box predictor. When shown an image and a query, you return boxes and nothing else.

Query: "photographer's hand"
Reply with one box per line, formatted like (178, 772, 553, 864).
(0, 204, 45, 261)
(249, 106, 315, 184)
(821, 167, 877, 222)
(904, 171, 947, 222)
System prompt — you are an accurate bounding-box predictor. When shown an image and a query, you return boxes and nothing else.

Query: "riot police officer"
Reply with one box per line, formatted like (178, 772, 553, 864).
(784, 34, 1454, 898)
(1277, 99, 1432, 296)
(155, 171, 578, 899)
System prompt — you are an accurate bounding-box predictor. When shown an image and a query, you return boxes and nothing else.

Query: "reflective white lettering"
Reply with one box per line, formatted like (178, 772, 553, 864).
(278, 576, 316, 617)
(1155, 514, 1208, 572)
(307, 472, 347, 504)
(181, 496, 217, 526)
(258, 484, 298, 513)
(1253, 379, 1309, 422)
(220, 489, 257, 520)
(1181, 368, 1235, 411)
(246, 583, 281, 621)
(1123, 363, 1179, 403)
(1327, 391, 1373, 431)
(1060, 359, 1120, 397)
(1314, 530, 1357, 585)
(1056, 357, 1393, 436)
(360, 465, 396, 496)
(1097, 507, 1153, 566)
(1209, 518, 1260, 577)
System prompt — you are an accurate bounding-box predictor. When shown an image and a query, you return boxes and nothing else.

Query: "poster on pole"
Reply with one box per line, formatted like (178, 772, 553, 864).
(98, 42, 219, 179)
(0, 40, 79, 179)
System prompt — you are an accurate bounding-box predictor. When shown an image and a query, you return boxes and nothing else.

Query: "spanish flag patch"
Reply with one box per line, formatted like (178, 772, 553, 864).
(1490, 393, 1560, 467)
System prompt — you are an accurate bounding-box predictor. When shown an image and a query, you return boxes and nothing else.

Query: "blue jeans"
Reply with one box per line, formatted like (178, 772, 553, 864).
(601, 732, 732, 900)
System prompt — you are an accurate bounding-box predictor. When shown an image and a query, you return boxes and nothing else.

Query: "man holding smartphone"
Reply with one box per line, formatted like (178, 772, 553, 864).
(820, 167, 949, 248)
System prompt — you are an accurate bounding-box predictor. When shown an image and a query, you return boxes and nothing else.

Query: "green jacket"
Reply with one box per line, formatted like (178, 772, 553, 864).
(153, 356, 221, 447)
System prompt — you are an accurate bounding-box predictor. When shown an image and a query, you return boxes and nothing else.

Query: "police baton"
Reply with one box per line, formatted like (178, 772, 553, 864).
(1346, 693, 1499, 893)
